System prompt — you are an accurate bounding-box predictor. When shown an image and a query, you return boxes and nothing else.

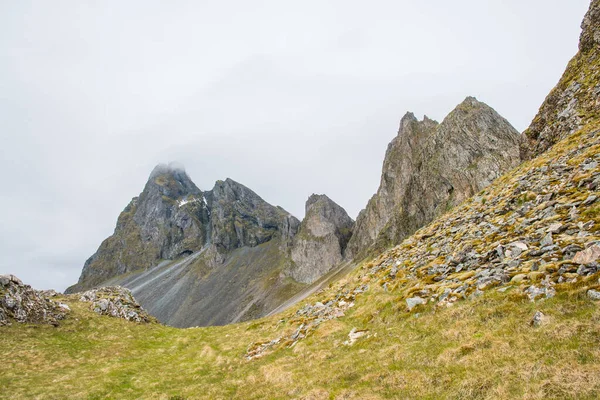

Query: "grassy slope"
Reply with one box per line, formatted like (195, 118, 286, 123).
(1, 281, 600, 399)
(1, 121, 600, 399)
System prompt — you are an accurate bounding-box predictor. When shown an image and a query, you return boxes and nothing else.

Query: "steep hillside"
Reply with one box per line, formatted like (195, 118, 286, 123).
(346, 97, 522, 260)
(521, 0, 600, 158)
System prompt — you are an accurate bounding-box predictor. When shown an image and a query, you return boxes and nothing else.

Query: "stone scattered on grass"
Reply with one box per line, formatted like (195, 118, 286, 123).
(406, 297, 426, 311)
(587, 289, 600, 301)
(530, 311, 546, 327)
(343, 328, 369, 346)
(573, 245, 600, 265)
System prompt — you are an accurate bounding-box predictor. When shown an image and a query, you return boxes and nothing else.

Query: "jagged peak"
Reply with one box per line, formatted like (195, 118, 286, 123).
(446, 96, 513, 126)
(306, 193, 333, 209)
(396, 112, 438, 140)
(211, 177, 254, 195)
(580, 0, 600, 53)
(451, 96, 492, 114)
(142, 162, 201, 200)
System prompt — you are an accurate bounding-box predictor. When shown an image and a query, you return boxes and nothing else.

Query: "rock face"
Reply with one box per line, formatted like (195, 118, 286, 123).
(0, 275, 68, 326)
(521, 0, 600, 158)
(207, 178, 300, 260)
(346, 97, 522, 259)
(290, 195, 354, 284)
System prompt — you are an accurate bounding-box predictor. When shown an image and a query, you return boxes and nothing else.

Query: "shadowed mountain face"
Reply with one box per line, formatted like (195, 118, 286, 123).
(346, 97, 523, 260)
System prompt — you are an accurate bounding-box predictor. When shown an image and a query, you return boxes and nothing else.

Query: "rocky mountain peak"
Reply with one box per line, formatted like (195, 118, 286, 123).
(289, 195, 354, 284)
(302, 194, 354, 238)
(206, 178, 299, 254)
(346, 97, 521, 259)
(146, 163, 200, 199)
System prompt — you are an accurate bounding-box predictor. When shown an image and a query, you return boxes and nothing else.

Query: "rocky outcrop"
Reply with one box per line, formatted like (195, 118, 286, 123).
(346, 97, 522, 259)
(78, 286, 152, 323)
(290, 195, 354, 284)
(0, 275, 68, 326)
(345, 113, 438, 257)
(521, 0, 600, 158)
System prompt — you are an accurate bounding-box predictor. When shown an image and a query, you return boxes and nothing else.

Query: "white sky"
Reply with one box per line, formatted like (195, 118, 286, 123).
(0, 0, 591, 291)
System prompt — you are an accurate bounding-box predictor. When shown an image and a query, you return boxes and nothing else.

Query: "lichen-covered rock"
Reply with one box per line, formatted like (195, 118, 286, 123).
(290, 194, 354, 284)
(79, 286, 152, 323)
(0, 275, 67, 326)
(346, 97, 522, 259)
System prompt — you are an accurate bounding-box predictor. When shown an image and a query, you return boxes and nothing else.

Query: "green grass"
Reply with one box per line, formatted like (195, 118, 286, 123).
(2, 284, 600, 399)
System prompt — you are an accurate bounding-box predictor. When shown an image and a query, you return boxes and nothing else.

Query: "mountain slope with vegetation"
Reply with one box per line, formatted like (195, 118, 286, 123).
(2, 1, 600, 399)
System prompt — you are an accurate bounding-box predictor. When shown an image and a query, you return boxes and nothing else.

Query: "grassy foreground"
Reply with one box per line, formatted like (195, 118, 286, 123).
(1, 280, 600, 399)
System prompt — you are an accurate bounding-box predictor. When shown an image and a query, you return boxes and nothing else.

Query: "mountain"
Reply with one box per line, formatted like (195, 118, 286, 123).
(289, 194, 354, 284)
(65, 165, 308, 326)
(66, 164, 210, 292)
(346, 97, 523, 260)
(521, 0, 600, 158)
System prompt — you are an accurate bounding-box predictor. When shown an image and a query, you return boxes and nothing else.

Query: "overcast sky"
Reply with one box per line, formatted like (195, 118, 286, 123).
(0, 0, 591, 291)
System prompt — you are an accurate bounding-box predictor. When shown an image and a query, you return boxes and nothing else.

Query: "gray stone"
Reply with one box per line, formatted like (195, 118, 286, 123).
(406, 297, 426, 311)
(583, 195, 598, 206)
(531, 311, 545, 327)
(540, 233, 554, 247)
(573, 245, 600, 265)
(587, 289, 600, 301)
(547, 223, 564, 233)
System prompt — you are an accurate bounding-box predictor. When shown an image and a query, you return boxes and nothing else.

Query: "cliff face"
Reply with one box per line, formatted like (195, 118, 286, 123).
(521, 0, 600, 158)
(346, 97, 523, 259)
(206, 179, 300, 257)
(345, 114, 438, 257)
(290, 195, 354, 284)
